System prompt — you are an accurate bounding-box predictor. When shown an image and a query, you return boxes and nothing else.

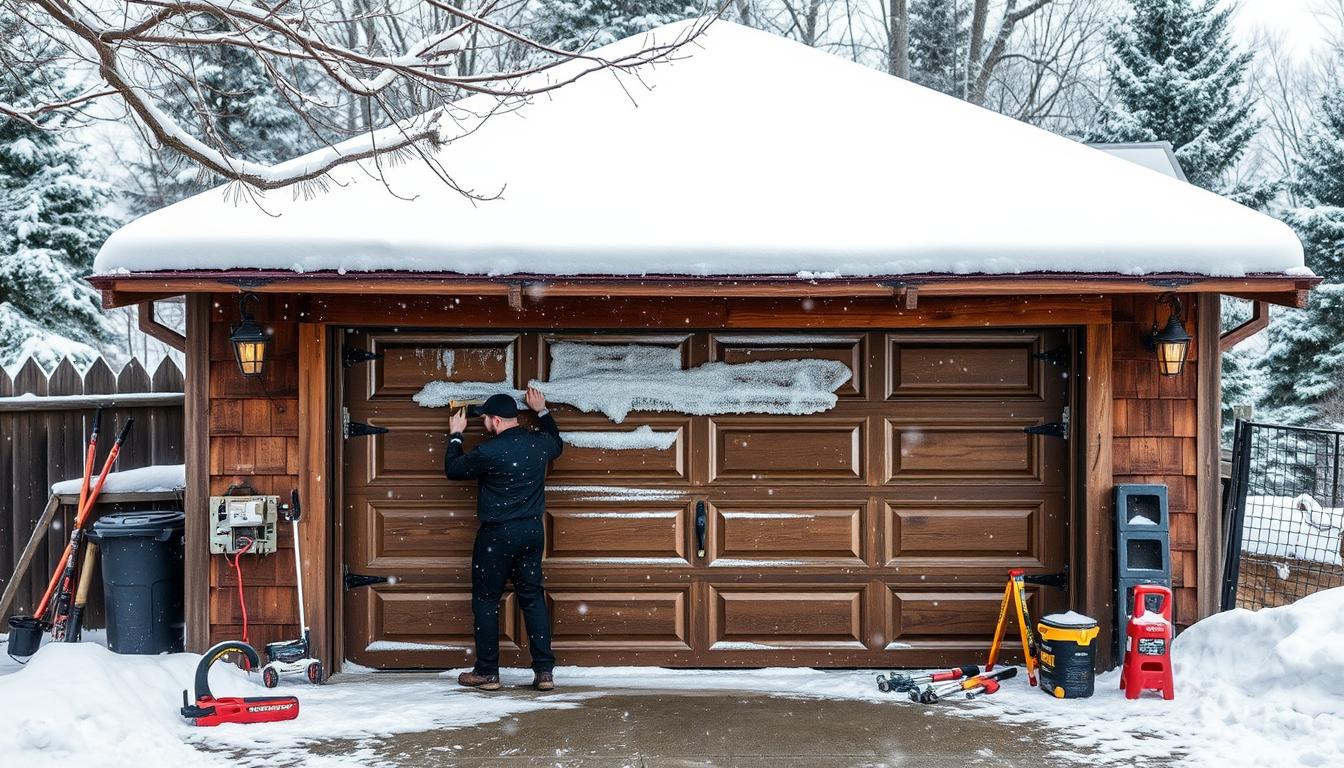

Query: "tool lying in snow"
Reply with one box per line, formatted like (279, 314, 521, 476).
(877, 665, 980, 693)
(182, 641, 300, 726)
(261, 490, 324, 687)
(964, 675, 1008, 700)
(912, 667, 1018, 704)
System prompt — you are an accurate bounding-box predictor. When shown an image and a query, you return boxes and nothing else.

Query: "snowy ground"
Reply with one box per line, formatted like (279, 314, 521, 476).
(4, 589, 1344, 767)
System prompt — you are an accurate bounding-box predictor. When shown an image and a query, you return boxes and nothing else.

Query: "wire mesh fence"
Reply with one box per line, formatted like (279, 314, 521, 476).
(1222, 420, 1344, 611)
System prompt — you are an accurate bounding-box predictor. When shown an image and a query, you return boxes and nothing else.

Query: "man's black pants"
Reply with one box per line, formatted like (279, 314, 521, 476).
(471, 516, 555, 675)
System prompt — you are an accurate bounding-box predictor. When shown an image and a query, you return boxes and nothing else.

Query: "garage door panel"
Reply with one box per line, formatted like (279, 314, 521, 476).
(350, 416, 483, 486)
(711, 503, 866, 566)
(349, 498, 476, 572)
(886, 420, 1045, 482)
(548, 417, 690, 482)
(537, 333, 693, 378)
(709, 333, 866, 398)
(368, 334, 519, 400)
(885, 502, 1036, 559)
(547, 589, 691, 650)
(890, 589, 1039, 640)
(886, 333, 1045, 399)
(710, 418, 865, 482)
(708, 585, 867, 648)
(544, 505, 690, 566)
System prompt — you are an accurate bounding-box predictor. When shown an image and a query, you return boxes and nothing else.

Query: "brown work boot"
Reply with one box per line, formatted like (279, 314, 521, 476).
(458, 670, 501, 691)
(533, 670, 555, 691)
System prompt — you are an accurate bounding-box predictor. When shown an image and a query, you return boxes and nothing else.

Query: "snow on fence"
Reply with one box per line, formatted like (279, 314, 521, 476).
(0, 355, 185, 628)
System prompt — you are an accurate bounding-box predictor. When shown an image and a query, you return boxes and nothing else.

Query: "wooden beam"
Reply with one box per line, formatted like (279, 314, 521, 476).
(306, 294, 1112, 329)
(1222, 290, 1309, 309)
(1197, 294, 1223, 619)
(1219, 300, 1270, 351)
(1083, 322, 1114, 669)
(0, 393, 184, 412)
(0, 495, 61, 621)
(101, 289, 187, 310)
(183, 294, 211, 652)
(137, 300, 187, 351)
(297, 323, 333, 672)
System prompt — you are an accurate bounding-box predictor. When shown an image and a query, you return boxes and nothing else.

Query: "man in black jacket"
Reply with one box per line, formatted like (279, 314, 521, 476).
(446, 387, 562, 691)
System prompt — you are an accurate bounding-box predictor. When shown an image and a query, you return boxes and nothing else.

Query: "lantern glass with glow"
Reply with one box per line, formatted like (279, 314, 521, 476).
(1146, 295, 1191, 377)
(230, 294, 269, 377)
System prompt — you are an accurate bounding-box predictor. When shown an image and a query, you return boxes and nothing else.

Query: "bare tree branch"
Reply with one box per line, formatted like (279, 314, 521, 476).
(2, 0, 717, 190)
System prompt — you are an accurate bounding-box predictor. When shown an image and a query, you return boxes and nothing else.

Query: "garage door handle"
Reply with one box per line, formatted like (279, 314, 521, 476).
(695, 501, 707, 559)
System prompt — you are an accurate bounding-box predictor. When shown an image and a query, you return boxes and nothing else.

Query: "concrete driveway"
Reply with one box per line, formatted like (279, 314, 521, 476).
(307, 675, 1097, 767)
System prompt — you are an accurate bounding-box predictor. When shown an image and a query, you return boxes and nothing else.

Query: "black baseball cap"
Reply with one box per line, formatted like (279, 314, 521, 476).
(468, 393, 520, 418)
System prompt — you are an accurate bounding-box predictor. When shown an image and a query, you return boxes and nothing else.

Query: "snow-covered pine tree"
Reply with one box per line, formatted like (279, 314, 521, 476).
(907, 0, 969, 97)
(0, 12, 114, 369)
(1088, 0, 1258, 191)
(124, 13, 309, 214)
(529, 0, 700, 54)
(1219, 299, 1263, 439)
(1260, 84, 1344, 426)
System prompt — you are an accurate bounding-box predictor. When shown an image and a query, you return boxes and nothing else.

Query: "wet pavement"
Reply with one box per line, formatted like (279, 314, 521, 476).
(306, 676, 1098, 767)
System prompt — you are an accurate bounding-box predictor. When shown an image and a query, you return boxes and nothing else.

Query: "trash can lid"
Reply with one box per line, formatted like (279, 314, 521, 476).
(89, 509, 185, 539)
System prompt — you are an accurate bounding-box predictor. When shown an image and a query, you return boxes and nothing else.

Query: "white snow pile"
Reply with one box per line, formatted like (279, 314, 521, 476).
(50, 464, 186, 496)
(560, 426, 678, 450)
(1242, 494, 1344, 565)
(954, 587, 1344, 766)
(0, 642, 590, 768)
(94, 21, 1304, 279)
(415, 341, 851, 423)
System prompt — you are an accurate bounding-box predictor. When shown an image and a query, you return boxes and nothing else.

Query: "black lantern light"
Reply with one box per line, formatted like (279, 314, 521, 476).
(229, 294, 269, 378)
(1145, 294, 1191, 377)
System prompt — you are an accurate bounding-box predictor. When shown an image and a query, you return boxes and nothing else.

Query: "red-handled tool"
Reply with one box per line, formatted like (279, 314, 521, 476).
(877, 665, 981, 693)
(965, 677, 1003, 699)
(914, 667, 1018, 704)
(181, 641, 300, 726)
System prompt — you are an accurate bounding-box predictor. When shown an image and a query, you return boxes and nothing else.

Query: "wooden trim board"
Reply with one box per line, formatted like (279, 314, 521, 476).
(1197, 294, 1223, 618)
(184, 294, 212, 652)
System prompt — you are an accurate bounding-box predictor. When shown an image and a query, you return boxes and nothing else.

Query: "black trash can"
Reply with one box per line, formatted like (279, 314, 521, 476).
(88, 510, 185, 654)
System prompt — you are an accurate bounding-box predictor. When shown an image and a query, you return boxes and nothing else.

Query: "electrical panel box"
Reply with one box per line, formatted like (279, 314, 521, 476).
(209, 495, 279, 554)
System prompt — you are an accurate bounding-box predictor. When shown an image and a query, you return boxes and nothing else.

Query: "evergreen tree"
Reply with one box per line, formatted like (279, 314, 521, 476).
(125, 13, 308, 214)
(1088, 0, 1258, 191)
(1261, 85, 1344, 426)
(907, 0, 969, 97)
(0, 13, 114, 369)
(529, 0, 699, 54)
(1219, 300, 1263, 439)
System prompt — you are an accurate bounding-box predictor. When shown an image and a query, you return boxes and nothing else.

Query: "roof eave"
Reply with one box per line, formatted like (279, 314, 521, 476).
(88, 270, 1319, 309)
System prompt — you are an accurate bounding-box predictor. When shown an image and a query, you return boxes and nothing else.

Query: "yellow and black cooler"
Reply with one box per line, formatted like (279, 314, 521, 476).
(1037, 612, 1099, 698)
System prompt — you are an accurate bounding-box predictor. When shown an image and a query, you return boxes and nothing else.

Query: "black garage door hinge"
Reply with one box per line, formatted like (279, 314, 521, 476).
(1031, 346, 1071, 367)
(1024, 565, 1069, 592)
(342, 407, 389, 439)
(342, 347, 383, 368)
(1024, 406, 1070, 440)
(344, 566, 391, 590)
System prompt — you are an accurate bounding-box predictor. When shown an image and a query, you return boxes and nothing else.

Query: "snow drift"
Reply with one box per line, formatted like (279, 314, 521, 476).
(1241, 494, 1344, 565)
(415, 341, 853, 423)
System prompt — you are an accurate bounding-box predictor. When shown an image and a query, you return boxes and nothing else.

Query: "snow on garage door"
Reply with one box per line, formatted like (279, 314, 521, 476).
(341, 330, 1072, 668)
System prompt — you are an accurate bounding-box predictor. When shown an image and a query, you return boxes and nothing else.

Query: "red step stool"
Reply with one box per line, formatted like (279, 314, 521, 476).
(1120, 584, 1174, 700)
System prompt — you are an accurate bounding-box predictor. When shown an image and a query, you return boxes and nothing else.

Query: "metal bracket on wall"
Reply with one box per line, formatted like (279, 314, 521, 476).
(1031, 346, 1071, 367)
(342, 347, 383, 369)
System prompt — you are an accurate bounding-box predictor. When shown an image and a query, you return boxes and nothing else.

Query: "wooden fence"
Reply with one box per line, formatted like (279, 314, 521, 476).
(1, 356, 185, 628)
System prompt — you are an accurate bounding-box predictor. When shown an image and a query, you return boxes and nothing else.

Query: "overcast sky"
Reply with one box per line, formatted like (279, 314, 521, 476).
(1232, 0, 1336, 57)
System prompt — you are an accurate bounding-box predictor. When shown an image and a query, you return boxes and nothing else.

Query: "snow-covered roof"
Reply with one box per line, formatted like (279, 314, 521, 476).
(94, 21, 1306, 280)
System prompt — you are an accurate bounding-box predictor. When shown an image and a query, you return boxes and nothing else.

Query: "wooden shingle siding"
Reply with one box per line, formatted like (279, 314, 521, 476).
(206, 294, 303, 652)
(1111, 294, 1202, 627)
